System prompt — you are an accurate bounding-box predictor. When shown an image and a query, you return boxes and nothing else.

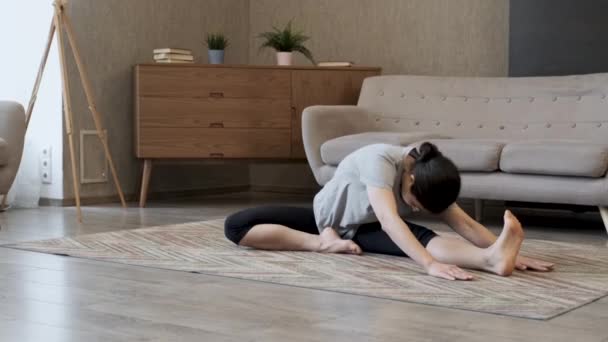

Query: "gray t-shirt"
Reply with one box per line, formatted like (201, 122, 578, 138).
(313, 144, 414, 239)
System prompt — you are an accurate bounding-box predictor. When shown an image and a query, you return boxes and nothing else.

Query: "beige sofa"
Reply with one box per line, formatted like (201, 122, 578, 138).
(0, 101, 26, 207)
(302, 74, 608, 232)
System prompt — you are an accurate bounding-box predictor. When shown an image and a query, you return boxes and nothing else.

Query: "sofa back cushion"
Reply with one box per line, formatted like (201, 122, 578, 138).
(357, 74, 608, 144)
(500, 141, 608, 178)
(320, 132, 442, 166)
(426, 139, 506, 172)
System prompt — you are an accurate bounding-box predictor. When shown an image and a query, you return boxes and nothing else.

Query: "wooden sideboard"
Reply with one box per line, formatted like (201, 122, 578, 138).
(134, 64, 381, 206)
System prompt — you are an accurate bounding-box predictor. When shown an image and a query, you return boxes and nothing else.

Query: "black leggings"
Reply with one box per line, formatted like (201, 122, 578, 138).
(224, 206, 438, 257)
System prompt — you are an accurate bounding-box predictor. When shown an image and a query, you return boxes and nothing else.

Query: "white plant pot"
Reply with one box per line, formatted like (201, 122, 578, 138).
(208, 49, 225, 64)
(276, 52, 293, 66)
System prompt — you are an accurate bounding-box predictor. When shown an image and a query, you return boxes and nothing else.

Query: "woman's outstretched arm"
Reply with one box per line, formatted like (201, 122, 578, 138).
(368, 187, 473, 280)
(440, 204, 497, 247)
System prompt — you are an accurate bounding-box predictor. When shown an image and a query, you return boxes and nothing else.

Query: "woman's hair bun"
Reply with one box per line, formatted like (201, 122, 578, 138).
(417, 142, 441, 162)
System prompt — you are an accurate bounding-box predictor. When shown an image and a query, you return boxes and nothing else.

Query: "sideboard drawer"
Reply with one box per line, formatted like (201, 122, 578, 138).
(137, 66, 291, 99)
(137, 128, 291, 158)
(137, 97, 291, 129)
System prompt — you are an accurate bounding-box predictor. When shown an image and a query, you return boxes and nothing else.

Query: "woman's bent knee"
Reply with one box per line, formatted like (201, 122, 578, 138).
(224, 212, 250, 245)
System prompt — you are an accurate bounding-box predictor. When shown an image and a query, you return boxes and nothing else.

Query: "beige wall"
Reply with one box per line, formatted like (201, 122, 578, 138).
(62, 0, 251, 200)
(58, 0, 510, 201)
(249, 0, 509, 76)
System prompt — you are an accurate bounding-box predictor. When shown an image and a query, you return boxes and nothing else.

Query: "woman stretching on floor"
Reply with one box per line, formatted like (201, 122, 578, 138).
(224, 143, 554, 281)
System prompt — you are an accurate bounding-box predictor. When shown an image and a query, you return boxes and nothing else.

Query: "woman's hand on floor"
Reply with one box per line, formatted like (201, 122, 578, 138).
(515, 255, 555, 272)
(426, 261, 474, 281)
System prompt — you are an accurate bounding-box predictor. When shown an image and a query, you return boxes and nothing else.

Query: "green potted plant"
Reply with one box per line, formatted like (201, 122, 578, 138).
(206, 33, 229, 64)
(258, 20, 314, 66)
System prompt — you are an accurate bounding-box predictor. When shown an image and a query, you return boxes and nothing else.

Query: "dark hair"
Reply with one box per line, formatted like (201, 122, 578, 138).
(410, 142, 461, 214)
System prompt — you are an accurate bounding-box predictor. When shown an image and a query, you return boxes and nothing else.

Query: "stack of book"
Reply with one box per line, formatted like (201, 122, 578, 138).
(153, 48, 194, 64)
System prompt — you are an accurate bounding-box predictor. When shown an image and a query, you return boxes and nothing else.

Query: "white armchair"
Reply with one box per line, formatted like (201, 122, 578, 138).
(0, 101, 26, 209)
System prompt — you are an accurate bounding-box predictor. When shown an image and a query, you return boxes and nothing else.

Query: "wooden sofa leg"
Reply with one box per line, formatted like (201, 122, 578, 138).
(0, 194, 7, 211)
(599, 207, 608, 234)
(474, 199, 483, 222)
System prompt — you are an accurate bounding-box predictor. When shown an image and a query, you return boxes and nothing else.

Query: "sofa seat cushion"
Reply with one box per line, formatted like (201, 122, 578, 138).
(425, 139, 506, 172)
(0, 138, 8, 166)
(321, 132, 444, 166)
(500, 141, 608, 178)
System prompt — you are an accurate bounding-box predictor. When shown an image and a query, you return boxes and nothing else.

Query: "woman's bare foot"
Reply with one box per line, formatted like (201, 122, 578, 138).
(318, 228, 362, 255)
(483, 210, 524, 276)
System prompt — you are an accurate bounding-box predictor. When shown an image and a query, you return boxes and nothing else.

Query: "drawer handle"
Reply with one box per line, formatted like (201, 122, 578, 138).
(210, 153, 224, 158)
(209, 92, 224, 98)
(209, 122, 224, 128)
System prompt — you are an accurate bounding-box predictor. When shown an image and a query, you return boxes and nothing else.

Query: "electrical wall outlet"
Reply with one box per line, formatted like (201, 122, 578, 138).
(40, 146, 52, 184)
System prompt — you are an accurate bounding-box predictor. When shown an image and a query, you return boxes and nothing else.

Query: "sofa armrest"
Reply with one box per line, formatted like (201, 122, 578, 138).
(0, 101, 26, 194)
(302, 105, 374, 184)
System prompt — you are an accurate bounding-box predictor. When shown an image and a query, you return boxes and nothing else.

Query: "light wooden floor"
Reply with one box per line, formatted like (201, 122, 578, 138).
(1, 193, 607, 342)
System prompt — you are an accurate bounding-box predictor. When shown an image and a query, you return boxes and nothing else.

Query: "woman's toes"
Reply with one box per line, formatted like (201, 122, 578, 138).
(349, 242, 362, 255)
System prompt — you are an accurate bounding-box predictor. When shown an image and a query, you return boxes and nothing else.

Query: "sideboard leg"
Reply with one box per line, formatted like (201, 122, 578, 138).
(139, 159, 152, 208)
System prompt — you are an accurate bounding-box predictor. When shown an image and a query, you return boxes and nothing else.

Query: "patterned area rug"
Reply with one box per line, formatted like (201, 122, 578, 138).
(5, 219, 608, 320)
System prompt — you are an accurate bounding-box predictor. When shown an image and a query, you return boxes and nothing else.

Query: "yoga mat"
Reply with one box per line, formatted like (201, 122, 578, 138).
(5, 219, 608, 320)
